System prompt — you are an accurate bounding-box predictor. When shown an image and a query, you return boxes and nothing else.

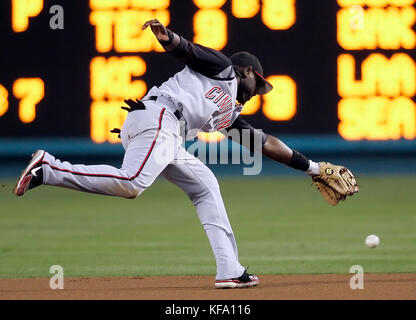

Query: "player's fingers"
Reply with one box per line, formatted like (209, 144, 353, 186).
(152, 21, 166, 30)
(141, 19, 158, 30)
(149, 19, 161, 27)
(141, 21, 151, 30)
(341, 168, 358, 194)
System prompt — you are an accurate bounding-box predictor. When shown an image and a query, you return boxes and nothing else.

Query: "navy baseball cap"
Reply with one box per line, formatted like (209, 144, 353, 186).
(230, 51, 273, 95)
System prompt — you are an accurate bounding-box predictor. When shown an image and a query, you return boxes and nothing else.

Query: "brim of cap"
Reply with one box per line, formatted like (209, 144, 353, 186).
(254, 71, 273, 95)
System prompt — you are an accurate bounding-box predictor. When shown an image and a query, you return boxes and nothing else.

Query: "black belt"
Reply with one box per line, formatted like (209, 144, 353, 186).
(145, 96, 182, 121)
(111, 96, 181, 139)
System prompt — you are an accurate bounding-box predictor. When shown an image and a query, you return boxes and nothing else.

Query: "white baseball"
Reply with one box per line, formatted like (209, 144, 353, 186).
(365, 235, 380, 248)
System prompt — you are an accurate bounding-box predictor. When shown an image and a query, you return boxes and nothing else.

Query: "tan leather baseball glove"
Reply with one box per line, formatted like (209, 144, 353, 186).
(312, 162, 359, 206)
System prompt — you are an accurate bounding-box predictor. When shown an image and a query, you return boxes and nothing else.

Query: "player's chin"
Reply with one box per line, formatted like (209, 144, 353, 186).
(237, 96, 252, 106)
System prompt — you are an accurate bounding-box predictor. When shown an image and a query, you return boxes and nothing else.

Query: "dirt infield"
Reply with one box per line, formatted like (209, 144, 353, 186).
(1, 274, 415, 300)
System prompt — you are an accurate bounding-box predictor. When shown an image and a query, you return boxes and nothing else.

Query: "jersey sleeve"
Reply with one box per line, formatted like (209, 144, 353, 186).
(168, 36, 235, 81)
(224, 116, 268, 153)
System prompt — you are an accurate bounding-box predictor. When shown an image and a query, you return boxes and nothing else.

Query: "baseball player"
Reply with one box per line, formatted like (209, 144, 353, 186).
(14, 20, 358, 288)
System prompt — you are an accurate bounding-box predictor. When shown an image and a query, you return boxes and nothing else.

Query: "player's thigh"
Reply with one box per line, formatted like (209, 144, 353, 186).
(162, 150, 232, 231)
(161, 149, 221, 203)
(122, 128, 179, 190)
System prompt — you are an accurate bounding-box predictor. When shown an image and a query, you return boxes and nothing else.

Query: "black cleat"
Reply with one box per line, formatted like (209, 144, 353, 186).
(13, 150, 45, 196)
(215, 270, 259, 289)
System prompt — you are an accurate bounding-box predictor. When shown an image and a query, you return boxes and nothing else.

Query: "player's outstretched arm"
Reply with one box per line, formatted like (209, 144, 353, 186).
(262, 135, 319, 174)
(263, 135, 295, 166)
(142, 19, 234, 80)
(142, 19, 180, 52)
(262, 134, 359, 205)
(225, 116, 305, 170)
(226, 116, 359, 205)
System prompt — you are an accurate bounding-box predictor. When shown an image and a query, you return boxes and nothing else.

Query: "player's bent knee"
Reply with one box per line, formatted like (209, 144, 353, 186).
(125, 190, 141, 199)
(116, 182, 143, 199)
(127, 187, 145, 199)
(205, 172, 221, 191)
(188, 175, 221, 205)
(123, 181, 147, 199)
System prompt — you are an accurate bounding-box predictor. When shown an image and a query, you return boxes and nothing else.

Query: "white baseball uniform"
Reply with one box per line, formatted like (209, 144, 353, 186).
(40, 35, 267, 280)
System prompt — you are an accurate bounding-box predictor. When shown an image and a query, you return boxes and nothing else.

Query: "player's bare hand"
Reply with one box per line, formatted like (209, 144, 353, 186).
(141, 19, 169, 41)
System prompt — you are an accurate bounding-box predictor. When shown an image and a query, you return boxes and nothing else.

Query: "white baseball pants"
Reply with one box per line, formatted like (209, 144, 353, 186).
(40, 100, 245, 280)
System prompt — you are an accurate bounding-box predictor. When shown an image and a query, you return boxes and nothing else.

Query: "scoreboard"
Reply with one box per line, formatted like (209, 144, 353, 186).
(0, 0, 415, 144)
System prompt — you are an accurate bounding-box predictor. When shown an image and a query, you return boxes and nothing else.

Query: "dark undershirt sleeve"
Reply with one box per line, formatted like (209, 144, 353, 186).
(224, 116, 268, 153)
(168, 36, 235, 80)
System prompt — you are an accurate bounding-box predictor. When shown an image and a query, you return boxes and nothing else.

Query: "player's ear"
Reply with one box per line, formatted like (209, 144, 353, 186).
(243, 66, 253, 77)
